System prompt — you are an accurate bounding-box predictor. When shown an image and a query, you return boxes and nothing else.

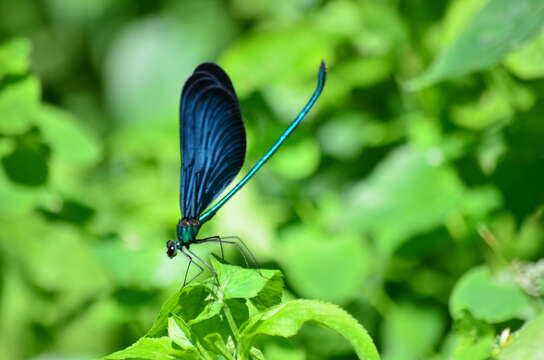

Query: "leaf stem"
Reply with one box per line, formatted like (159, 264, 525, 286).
(223, 302, 241, 359)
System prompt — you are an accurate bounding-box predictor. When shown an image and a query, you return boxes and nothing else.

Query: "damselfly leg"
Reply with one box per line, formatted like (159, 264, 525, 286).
(180, 246, 222, 287)
(193, 236, 269, 280)
(194, 236, 256, 268)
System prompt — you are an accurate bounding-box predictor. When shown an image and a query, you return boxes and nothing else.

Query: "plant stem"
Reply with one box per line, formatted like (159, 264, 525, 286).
(223, 302, 241, 359)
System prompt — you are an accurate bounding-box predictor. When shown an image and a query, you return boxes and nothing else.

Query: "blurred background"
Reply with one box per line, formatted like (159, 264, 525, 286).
(1, 0, 543, 359)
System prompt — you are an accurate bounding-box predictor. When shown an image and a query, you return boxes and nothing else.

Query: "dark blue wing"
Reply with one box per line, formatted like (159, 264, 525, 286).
(179, 62, 246, 219)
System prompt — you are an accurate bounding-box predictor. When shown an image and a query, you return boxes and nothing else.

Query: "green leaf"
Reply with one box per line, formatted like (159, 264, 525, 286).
(2, 143, 48, 186)
(298, 323, 355, 359)
(34, 104, 100, 166)
(92, 238, 160, 288)
(111, 121, 178, 161)
(440, 0, 488, 46)
(497, 311, 544, 360)
(104, 3, 235, 126)
(270, 138, 321, 180)
(1, 217, 108, 296)
(279, 225, 369, 304)
(264, 344, 305, 360)
(188, 299, 224, 325)
(382, 303, 445, 360)
(211, 257, 283, 307)
(168, 316, 195, 349)
(337, 57, 391, 89)
(450, 87, 514, 130)
(203, 333, 235, 360)
(313, 0, 363, 39)
(250, 346, 267, 360)
(408, 0, 544, 89)
(146, 285, 209, 337)
(0, 75, 40, 135)
(188, 299, 249, 349)
(505, 31, 544, 79)
(451, 312, 495, 360)
(345, 145, 464, 255)
(240, 299, 380, 360)
(189, 314, 234, 348)
(228, 298, 251, 329)
(450, 70, 534, 130)
(0, 162, 39, 217)
(101, 336, 195, 360)
(0, 37, 31, 78)
(147, 261, 280, 338)
(318, 114, 368, 159)
(102, 264, 380, 360)
(450, 266, 534, 323)
(250, 271, 283, 311)
(220, 25, 331, 98)
(460, 186, 502, 222)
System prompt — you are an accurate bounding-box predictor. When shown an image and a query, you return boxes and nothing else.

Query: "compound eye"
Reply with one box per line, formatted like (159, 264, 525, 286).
(166, 240, 177, 258)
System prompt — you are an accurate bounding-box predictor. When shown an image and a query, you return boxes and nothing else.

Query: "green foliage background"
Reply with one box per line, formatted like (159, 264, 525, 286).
(1, 0, 544, 359)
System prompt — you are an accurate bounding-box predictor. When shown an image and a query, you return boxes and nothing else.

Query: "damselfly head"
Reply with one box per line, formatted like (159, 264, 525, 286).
(166, 240, 177, 258)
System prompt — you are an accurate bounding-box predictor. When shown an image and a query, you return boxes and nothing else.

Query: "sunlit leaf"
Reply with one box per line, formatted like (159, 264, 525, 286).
(240, 300, 380, 360)
(102, 336, 195, 360)
(92, 238, 159, 287)
(220, 25, 332, 98)
(264, 343, 305, 360)
(345, 145, 464, 255)
(497, 311, 544, 360)
(382, 303, 445, 360)
(408, 0, 544, 89)
(34, 104, 100, 166)
(318, 114, 370, 159)
(0, 75, 40, 135)
(210, 257, 283, 304)
(450, 266, 534, 323)
(168, 316, 195, 349)
(270, 138, 320, 180)
(203, 333, 235, 360)
(0, 168, 40, 217)
(460, 186, 502, 222)
(279, 225, 369, 304)
(0, 37, 31, 77)
(146, 286, 208, 337)
(104, 2, 236, 126)
(505, 31, 544, 79)
(450, 87, 513, 130)
(440, 0, 487, 46)
(451, 313, 495, 360)
(336, 57, 392, 89)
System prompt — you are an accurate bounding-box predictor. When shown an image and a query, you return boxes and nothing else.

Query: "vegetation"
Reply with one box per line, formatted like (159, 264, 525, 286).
(1, 0, 544, 359)
(104, 259, 380, 360)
